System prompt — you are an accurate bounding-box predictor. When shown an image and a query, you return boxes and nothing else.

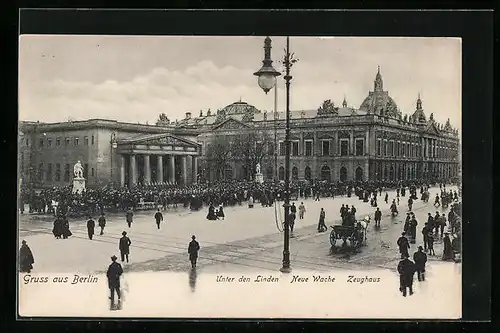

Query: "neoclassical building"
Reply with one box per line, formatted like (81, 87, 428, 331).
(18, 68, 460, 188)
(178, 68, 460, 183)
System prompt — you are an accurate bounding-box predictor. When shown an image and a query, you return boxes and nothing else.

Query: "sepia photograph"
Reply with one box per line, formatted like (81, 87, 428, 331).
(18, 34, 462, 318)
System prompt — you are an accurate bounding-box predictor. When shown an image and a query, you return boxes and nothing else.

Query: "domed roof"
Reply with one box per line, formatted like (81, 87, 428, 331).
(219, 101, 260, 115)
(359, 91, 399, 117)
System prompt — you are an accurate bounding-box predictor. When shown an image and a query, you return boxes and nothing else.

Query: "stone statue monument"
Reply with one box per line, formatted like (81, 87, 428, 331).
(255, 163, 264, 184)
(72, 160, 86, 194)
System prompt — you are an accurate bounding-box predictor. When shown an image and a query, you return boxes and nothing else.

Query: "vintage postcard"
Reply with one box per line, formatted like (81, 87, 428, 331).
(18, 35, 462, 318)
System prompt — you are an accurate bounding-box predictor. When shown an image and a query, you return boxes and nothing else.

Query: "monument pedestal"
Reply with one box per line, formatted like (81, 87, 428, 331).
(255, 173, 264, 184)
(72, 178, 86, 194)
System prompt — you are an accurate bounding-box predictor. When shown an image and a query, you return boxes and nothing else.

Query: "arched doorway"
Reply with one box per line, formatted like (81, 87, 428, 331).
(383, 166, 388, 180)
(292, 167, 299, 180)
(266, 166, 273, 180)
(355, 167, 363, 182)
(321, 165, 331, 182)
(340, 166, 347, 182)
(304, 166, 312, 180)
(278, 166, 285, 181)
(389, 165, 395, 181)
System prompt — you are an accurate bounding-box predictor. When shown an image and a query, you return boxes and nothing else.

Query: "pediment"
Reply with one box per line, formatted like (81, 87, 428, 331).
(212, 117, 252, 131)
(119, 133, 200, 147)
(425, 122, 441, 136)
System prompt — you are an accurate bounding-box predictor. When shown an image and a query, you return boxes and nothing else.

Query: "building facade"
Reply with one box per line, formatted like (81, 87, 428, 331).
(18, 69, 460, 188)
(18, 119, 201, 189)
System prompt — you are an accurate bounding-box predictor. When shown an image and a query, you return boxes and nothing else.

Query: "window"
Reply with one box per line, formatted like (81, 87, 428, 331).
(340, 139, 349, 156)
(396, 142, 400, 157)
(91, 135, 95, 145)
(26, 139, 29, 147)
(39, 138, 44, 147)
(305, 140, 313, 156)
(321, 140, 330, 156)
(64, 164, 70, 182)
(84, 164, 89, 178)
(47, 138, 52, 147)
(74, 137, 79, 146)
(46, 163, 52, 181)
(389, 140, 394, 156)
(292, 141, 299, 156)
(384, 139, 388, 156)
(56, 138, 61, 147)
(407, 143, 410, 157)
(65, 137, 70, 146)
(279, 142, 285, 156)
(355, 139, 364, 156)
(91, 168, 95, 177)
(268, 143, 274, 155)
(84, 136, 89, 146)
(377, 139, 381, 156)
(38, 163, 44, 182)
(55, 163, 61, 181)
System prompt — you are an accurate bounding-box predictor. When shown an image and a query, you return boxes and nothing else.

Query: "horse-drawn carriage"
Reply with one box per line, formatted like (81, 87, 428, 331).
(329, 216, 369, 250)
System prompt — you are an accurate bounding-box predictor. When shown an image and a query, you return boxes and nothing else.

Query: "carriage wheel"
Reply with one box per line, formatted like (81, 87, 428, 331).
(329, 230, 337, 247)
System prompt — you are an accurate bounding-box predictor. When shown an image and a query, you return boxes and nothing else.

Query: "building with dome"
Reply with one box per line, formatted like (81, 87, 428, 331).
(181, 67, 460, 183)
(18, 68, 460, 188)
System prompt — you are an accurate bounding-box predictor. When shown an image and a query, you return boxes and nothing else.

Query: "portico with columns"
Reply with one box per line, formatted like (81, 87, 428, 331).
(115, 133, 201, 188)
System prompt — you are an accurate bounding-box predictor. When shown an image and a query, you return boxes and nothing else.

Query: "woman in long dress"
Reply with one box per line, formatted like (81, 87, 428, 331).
(19, 240, 34, 273)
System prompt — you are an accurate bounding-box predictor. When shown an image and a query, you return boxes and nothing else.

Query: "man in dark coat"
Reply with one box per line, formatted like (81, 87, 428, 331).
(289, 211, 296, 234)
(397, 254, 416, 297)
(413, 246, 428, 281)
(19, 240, 34, 273)
(126, 208, 134, 228)
(290, 202, 297, 215)
(98, 213, 106, 235)
(397, 232, 410, 259)
(374, 208, 382, 227)
(188, 235, 200, 268)
(409, 215, 418, 244)
(318, 208, 327, 232)
(119, 231, 132, 263)
(106, 255, 123, 305)
(408, 197, 413, 212)
(154, 208, 163, 230)
(62, 217, 72, 239)
(442, 232, 454, 261)
(422, 223, 430, 252)
(86, 216, 95, 240)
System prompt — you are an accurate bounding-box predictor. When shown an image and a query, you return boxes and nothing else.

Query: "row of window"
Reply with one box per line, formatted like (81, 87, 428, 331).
(21, 135, 95, 148)
(376, 139, 458, 159)
(276, 139, 366, 157)
(35, 162, 94, 182)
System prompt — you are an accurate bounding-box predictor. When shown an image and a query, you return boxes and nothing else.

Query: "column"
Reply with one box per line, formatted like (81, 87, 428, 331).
(181, 156, 188, 185)
(192, 156, 198, 184)
(169, 155, 175, 184)
(157, 155, 163, 183)
(365, 129, 370, 155)
(350, 131, 354, 155)
(334, 131, 339, 155)
(144, 154, 151, 184)
(129, 154, 137, 187)
(421, 137, 425, 157)
(364, 160, 369, 181)
(119, 155, 125, 188)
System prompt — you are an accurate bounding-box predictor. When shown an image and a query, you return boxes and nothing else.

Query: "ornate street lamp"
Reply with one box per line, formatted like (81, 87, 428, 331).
(254, 36, 298, 273)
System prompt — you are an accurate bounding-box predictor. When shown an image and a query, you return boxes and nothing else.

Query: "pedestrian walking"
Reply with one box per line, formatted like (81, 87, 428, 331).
(397, 254, 416, 297)
(289, 211, 296, 234)
(440, 213, 447, 238)
(19, 240, 34, 273)
(154, 208, 163, 229)
(427, 232, 435, 255)
(126, 208, 134, 228)
(397, 232, 410, 259)
(413, 246, 428, 281)
(374, 207, 382, 227)
(317, 208, 327, 232)
(384, 192, 388, 204)
(119, 231, 132, 263)
(217, 205, 225, 220)
(106, 255, 123, 306)
(298, 202, 306, 220)
(442, 232, 454, 261)
(98, 213, 106, 235)
(434, 194, 441, 207)
(422, 223, 430, 252)
(188, 235, 200, 268)
(86, 216, 95, 240)
(408, 197, 413, 211)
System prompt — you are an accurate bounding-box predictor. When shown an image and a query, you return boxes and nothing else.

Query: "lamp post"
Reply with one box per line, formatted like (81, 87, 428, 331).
(110, 132, 117, 188)
(254, 36, 297, 273)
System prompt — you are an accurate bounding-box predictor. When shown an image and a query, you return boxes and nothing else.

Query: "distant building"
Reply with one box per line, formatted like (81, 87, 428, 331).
(19, 68, 460, 188)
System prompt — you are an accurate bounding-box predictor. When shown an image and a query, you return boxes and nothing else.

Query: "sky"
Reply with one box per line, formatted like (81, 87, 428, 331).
(19, 35, 461, 130)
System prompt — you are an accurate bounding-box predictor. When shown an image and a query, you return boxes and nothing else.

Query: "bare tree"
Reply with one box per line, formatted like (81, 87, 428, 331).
(205, 134, 232, 180)
(232, 131, 273, 180)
